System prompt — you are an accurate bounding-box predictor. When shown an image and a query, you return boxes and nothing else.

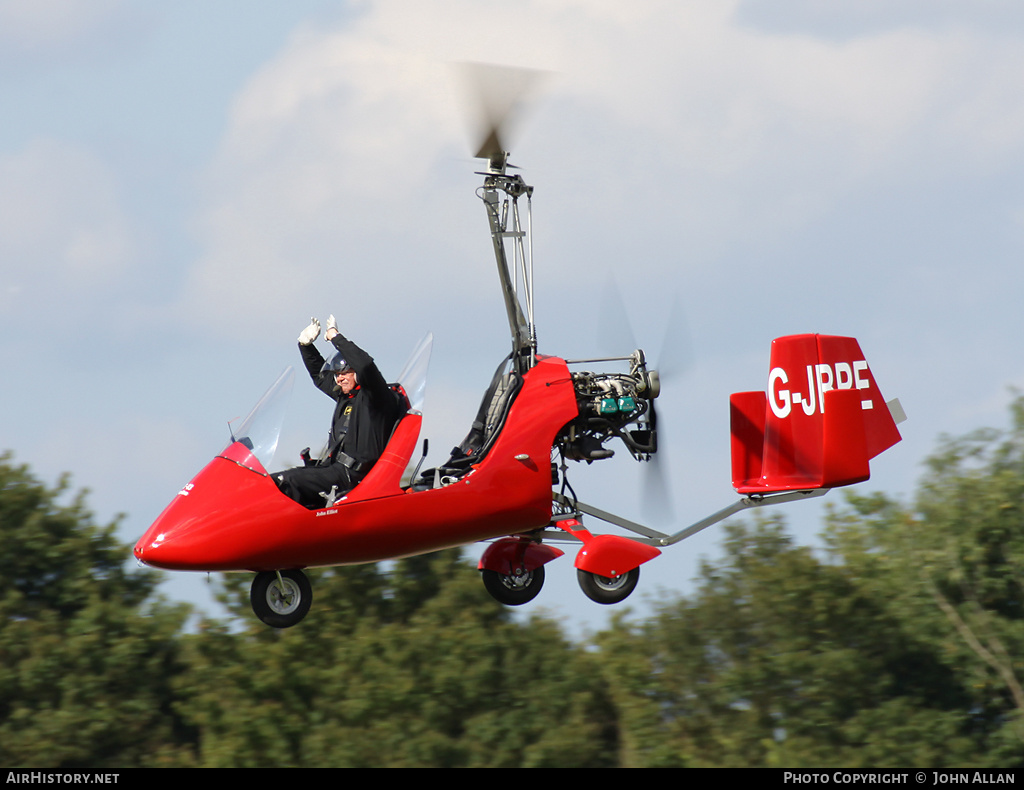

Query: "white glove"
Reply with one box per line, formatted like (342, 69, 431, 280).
(325, 314, 338, 341)
(298, 317, 321, 345)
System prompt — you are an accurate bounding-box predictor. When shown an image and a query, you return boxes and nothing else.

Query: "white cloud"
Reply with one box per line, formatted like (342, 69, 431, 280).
(183, 0, 1024, 316)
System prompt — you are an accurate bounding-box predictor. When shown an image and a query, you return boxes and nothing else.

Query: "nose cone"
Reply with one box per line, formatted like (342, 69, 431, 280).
(134, 513, 201, 570)
(134, 456, 294, 571)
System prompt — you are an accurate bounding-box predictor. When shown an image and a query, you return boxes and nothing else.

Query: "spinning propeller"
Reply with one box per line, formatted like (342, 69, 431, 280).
(599, 279, 693, 524)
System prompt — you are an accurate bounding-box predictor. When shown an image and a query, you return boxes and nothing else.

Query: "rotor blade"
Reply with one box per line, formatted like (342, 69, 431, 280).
(456, 62, 547, 164)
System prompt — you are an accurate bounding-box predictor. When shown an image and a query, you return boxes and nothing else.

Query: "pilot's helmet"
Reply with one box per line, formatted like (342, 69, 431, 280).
(321, 351, 354, 375)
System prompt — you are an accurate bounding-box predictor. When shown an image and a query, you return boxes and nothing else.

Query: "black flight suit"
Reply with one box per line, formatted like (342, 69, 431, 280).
(275, 332, 404, 508)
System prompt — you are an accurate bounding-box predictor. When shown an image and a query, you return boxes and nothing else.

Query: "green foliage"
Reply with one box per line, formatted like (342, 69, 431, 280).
(0, 450, 615, 768)
(822, 396, 1024, 759)
(679, 519, 892, 754)
(595, 398, 1024, 767)
(0, 454, 152, 619)
(916, 396, 1024, 620)
(9, 396, 1024, 767)
(0, 452, 194, 768)
(601, 515, 976, 767)
(180, 551, 617, 768)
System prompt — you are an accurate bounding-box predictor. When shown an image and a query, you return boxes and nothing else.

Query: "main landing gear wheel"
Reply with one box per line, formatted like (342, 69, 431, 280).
(481, 565, 545, 606)
(577, 567, 640, 605)
(250, 569, 312, 628)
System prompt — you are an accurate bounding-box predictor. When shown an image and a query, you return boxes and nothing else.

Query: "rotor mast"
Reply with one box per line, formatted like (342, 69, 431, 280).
(478, 148, 537, 374)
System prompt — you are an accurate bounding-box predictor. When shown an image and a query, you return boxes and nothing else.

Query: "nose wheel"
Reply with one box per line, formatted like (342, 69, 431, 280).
(250, 569, 312, 628)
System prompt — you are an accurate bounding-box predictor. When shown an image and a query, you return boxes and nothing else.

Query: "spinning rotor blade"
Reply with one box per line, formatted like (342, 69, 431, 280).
(456, 62, 547, 167)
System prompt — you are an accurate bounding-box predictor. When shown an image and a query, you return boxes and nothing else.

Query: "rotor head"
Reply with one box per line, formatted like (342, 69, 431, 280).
(457, 62, 547, 173)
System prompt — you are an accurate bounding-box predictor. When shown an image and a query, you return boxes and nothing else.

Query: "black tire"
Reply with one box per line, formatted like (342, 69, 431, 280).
(250, 569, 312, 628)
(481, 565, 545, 606)
(577, 567, 640, 605)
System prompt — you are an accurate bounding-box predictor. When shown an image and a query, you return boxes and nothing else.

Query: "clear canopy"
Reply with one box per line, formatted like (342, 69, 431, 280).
(224, 333, 433, 474)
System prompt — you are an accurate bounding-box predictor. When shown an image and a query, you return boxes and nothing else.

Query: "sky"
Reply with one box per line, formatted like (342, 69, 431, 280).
(4, 0, 1024, 637)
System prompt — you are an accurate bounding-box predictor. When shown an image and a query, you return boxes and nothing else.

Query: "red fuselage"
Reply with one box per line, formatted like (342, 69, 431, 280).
(134, 355, 579, 573)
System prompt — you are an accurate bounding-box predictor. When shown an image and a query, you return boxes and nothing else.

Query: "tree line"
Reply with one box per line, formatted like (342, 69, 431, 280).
(4, 399, 1024, 767)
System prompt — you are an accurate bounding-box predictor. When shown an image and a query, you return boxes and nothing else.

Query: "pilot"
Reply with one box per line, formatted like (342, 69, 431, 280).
(274, 316, 404, 508)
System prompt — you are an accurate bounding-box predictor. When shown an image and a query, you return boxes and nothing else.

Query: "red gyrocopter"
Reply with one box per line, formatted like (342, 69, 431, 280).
(134, 71, 905, 627)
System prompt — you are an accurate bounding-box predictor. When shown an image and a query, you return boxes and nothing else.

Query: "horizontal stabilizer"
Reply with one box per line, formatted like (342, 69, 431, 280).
(731, 334, 902, 493)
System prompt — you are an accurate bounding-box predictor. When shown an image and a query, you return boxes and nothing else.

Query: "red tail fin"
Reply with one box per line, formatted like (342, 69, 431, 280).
(731, 335, 903, 493)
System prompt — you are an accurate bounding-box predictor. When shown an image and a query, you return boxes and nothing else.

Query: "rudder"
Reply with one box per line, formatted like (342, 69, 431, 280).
(731, 334, 903, 493)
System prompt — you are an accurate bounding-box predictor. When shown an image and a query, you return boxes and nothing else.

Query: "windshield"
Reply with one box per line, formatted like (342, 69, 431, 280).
(220, 334, 433, 475)
(397, 332, 432, 413)
(224, 366, 296, 474)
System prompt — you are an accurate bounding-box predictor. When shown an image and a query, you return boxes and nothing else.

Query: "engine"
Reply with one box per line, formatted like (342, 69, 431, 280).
(558, 350, 660, 463)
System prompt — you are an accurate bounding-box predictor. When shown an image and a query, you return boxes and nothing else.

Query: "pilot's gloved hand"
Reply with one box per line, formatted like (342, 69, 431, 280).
(298, 317, 321, 345)
(325, 314, 338, 342)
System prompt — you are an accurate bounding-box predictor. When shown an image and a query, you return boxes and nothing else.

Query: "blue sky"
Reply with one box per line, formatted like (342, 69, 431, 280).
(4, 0, 1024, 634)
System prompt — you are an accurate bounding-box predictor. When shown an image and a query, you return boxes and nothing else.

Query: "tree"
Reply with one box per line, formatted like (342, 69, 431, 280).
(823, 396, 1024, 763)
(599, 397, 1024, 767)
(0, 452, 619, 768)
(179, 549, 618, 768)
(0, 452, 194, 767)
(601, 514, 979, 767)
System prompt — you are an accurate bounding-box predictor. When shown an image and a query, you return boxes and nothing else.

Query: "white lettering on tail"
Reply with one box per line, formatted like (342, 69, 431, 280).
(769, 360, 872, 419)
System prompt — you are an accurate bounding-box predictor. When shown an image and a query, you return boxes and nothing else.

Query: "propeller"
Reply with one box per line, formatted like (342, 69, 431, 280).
(456, 62, 547, 170)
(599, 278, 693, 525)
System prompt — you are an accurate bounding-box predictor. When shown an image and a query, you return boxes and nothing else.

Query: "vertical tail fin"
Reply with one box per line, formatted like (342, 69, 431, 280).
(731, 335, 903, 493)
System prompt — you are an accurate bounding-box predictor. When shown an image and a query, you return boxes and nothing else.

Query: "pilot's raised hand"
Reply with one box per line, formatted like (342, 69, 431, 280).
(325, 314, 339, 342)
(298, 317, 321, 345)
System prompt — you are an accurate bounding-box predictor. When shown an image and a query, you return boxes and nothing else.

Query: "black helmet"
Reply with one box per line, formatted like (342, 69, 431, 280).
(321, 351, 354, 375)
